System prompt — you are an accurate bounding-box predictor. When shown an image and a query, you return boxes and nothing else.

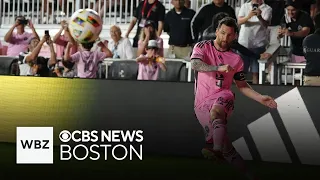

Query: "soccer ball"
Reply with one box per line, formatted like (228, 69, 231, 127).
(68, 9, 103, 43)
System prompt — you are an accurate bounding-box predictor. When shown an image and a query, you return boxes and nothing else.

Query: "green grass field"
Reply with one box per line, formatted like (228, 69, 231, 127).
(0, 143, 318, 180)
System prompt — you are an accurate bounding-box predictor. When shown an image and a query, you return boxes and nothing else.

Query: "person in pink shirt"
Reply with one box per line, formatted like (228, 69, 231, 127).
(53, 20, 78, 59)
(190, 17, 277, 180)
(137, 20, 164, 57)
(0, 41, 3, 55)
(4, 16, 39, 56)
(64, 41, 112, 79)
(136, 40, 166, 80)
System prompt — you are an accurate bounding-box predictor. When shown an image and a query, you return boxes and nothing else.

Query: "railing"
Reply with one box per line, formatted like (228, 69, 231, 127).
(0, 0, 243, 26)
(102, 58, 192, 81)
(283, 62, 306, 86)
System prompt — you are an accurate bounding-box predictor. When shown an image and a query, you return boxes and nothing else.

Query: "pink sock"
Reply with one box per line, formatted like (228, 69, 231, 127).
(212, 119, 227, 151)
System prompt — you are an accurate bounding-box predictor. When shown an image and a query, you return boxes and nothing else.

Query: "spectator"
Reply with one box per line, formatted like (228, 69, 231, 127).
(264, 0, 285, 44)
(238, 0, 272, 84)
(64, 41, 110, 79)
(54, 61, 77, 78)
(278, 1, 314, 63)
(108, 25, 135, 59)
(291, 0, 316, 17)
(201, 12, 272, 62)
(302, 12, 320, 86)
(19, 35, 56, 77)
(125, 0, 166, 47)
(136, 39, 166, 80)
(164, 0, 195, 59)
(184, 0, 191, 8)
(53, 20, 78, 59)
(316, 0, 320, 15)
(191, 0, 236, 42)
(4, 16, 39, 56)
(137, 20, 164, 57)
(0, 41, 2, 55)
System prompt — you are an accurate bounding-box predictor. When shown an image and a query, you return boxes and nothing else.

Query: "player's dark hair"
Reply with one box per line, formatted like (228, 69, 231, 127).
(81, 42, 95, 50)
(217, 17, 239, 34)
(314, 12, 320, 31)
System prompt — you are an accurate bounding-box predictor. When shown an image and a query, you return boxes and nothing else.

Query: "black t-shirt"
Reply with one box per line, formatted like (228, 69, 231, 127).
(264, 0, 285, 26)
(294, 0, 316, 14)
(303, 30, 320, 76)
(191, 2, 236, 41)
(164, 7, 196, 46)
(133, 0, 166, 40)
(280, 11, 315, 56)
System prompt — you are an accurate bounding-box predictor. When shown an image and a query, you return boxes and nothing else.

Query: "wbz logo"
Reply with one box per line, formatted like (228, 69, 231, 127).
(16, 127, 53, 164)
(20, 139, 50, 149)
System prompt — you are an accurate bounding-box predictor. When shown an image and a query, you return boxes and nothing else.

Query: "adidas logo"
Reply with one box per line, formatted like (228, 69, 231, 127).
(232, 87, 320, 165)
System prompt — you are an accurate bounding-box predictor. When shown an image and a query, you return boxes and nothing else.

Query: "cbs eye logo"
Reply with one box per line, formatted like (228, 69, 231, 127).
(59, 130, 71, 142)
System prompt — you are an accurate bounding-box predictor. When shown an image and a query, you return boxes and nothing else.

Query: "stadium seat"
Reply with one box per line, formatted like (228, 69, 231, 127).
(0, 56, 19, 75)
(108, 60, 138, 80)
(157, 61, 188, 82)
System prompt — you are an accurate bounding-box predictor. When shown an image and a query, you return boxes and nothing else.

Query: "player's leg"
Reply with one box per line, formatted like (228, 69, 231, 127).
(209, 104, 228, 159)
(194, 104, 214, 148)
(223, 136, 260, 180)
(194, 101, 220, 161)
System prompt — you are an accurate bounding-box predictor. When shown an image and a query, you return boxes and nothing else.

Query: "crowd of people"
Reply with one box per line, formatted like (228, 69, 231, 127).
(1, 0, 320, 85)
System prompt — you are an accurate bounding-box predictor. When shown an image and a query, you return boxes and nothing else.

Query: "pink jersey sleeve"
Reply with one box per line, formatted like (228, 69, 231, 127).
(190, 41, 209, 64)
(70, 52, 80, 63)
(233, 56, 246, 81)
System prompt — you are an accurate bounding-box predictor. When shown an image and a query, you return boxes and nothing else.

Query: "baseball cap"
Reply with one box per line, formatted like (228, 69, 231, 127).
(147, 40, 158, 49)
(144, 20, 156, 28)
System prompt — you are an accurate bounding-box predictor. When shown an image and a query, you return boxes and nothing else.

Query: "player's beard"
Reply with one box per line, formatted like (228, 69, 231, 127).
(216, 39, 230, 49)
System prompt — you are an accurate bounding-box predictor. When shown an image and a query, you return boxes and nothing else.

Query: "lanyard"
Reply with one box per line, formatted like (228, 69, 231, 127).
(141, 0, 158, 18)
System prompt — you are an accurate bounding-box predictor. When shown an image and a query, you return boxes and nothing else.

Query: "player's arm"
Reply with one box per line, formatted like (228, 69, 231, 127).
(191, 58, 219, 72)
(234, 73, 277, 108)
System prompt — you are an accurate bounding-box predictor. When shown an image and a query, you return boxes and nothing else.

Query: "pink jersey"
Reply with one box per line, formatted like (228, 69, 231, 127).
(7, 32, 34, 56)
(71, 50, 107, 78)
(190, 40, 245, 107)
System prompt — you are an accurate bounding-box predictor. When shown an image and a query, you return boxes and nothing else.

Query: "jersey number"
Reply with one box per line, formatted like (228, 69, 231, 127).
(216, 74, 224, 87)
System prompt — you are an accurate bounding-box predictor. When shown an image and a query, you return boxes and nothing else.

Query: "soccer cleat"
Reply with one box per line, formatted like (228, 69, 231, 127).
(201, 148, 226, 163)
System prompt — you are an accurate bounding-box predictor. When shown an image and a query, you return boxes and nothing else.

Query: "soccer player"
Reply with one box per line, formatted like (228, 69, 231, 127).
(190, 17, 277, 180)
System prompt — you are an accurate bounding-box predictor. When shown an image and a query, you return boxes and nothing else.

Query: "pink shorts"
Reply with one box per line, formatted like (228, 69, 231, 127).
(194, 90, 235, 143)
(291, 54, 306, 63)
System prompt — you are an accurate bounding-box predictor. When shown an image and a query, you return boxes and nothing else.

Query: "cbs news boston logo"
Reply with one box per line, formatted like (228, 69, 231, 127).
(16, 127, 144, 164)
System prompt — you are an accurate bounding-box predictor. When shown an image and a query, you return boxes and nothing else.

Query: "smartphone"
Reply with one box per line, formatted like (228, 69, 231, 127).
(252, 3, 259, 10)
(45, 30, 49, 36)
(280, 23, 287, 29)
(19, 19, 28, 25)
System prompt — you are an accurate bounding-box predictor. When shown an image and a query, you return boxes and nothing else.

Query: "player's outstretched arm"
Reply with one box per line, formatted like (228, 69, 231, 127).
(234, 80, 277, 109)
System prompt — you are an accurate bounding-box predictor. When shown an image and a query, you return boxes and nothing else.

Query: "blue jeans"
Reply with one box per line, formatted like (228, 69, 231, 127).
(241, 46, 266, 73)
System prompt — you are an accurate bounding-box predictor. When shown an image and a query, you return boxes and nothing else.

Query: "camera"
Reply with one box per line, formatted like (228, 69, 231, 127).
(45, 30, 49, 36)
(18, 19, 29, 25)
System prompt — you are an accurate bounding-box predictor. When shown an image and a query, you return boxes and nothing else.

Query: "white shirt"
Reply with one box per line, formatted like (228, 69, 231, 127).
(19, 52, 33, 76)
(238, 2, 272, 49)
(19, 52, 51, 76)
(107, 37, 135, 59)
